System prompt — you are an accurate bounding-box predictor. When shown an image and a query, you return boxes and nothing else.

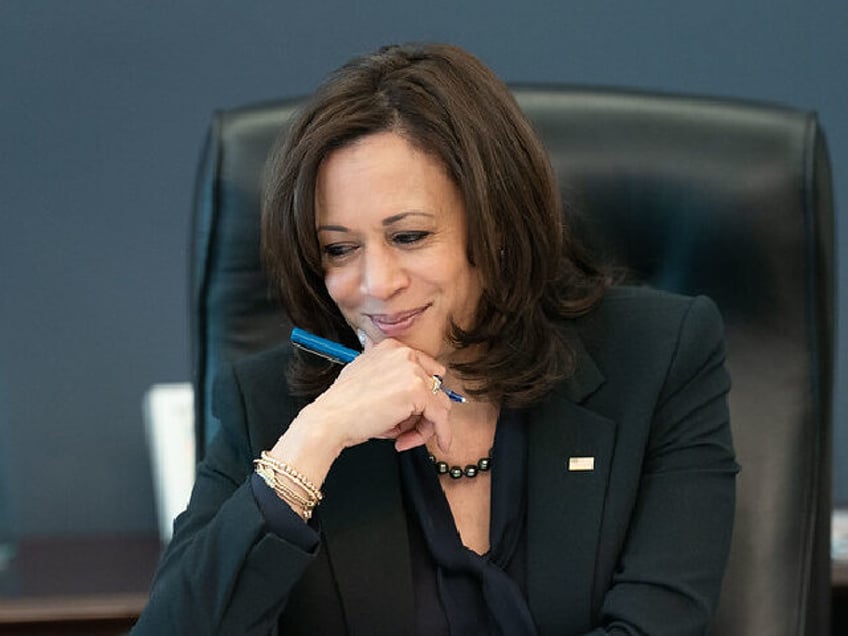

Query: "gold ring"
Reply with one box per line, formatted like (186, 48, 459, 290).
(431, 375, 442, 395)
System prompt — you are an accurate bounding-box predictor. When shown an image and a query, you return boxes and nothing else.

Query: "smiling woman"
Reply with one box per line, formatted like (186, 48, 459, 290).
(315, 132, 481, 363)
(261, 43, 609, 407)
(133, 43, 738, 635)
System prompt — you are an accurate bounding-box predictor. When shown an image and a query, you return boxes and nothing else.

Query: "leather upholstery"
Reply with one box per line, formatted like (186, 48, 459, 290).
(190, 87, 834, 635)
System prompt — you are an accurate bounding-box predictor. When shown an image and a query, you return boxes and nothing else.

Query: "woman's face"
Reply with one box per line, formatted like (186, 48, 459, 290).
(315, 131, 482, 364)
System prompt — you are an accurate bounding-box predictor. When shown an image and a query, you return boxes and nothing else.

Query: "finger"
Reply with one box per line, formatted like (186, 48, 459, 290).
(395, 417, 436, 452)
(431, 411, 452, 453)
(373, 415, 418, 441)
(395, 429, 426, 452)
(419, 391, 452, 453)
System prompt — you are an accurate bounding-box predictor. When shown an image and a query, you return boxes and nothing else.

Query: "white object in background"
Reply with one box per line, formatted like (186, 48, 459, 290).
(143, 383, 196, 543)
(834, 508, 848, 562)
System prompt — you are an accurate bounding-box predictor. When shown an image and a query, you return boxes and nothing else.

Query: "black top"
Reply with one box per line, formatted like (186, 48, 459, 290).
(252, 409, 533, 634)
(401, 408, 533, 635)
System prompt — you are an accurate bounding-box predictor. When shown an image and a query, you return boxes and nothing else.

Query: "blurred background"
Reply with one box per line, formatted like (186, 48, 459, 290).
(0, 0, 845, 545)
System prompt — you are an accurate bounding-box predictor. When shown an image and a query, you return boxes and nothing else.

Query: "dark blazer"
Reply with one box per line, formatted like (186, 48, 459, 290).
(134, 286, 738, 635)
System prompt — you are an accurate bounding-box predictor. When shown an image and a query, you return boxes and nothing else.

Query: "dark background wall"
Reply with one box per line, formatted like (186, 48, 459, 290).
(1, 0, 845, 539)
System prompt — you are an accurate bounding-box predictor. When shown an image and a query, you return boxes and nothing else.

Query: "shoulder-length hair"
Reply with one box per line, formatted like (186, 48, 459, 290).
(262, 43, 608, 407)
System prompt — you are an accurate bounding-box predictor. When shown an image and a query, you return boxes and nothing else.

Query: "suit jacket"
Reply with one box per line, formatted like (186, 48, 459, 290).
(134, 286, 738, 635)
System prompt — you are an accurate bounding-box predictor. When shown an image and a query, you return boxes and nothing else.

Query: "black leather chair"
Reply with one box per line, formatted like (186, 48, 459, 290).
(190, 87, 834, 635)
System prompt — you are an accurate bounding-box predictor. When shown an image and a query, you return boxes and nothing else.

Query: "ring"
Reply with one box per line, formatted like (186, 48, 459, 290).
(431, 375, 442, 395)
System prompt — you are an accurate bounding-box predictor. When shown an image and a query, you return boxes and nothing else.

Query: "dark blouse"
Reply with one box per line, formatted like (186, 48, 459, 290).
(401, 408, 535, 635)
(250, 409, 535, 634)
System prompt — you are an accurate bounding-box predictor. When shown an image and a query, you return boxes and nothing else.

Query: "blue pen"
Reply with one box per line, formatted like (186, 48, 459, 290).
(290, 327, 466, 403)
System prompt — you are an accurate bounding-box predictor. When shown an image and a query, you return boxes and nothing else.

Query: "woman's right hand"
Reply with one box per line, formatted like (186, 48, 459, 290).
(265, 337, 453, 491)
(315, 337, 453, 452)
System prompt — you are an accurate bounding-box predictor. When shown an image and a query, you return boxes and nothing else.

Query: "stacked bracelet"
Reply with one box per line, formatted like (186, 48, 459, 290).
(253, 451, 323, 520)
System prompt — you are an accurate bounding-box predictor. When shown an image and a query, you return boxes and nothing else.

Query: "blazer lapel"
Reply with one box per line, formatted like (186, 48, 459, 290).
(526, 327, 617, 634)
(319, 439, 415, 635)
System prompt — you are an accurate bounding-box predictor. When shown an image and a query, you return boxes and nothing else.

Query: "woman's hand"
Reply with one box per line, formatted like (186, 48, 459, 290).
(309, 336, 453, 453)
(266, 337, 453, 492)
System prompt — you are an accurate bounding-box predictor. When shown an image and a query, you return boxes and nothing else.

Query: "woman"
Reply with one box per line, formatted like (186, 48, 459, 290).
(135, 43, 737, 635)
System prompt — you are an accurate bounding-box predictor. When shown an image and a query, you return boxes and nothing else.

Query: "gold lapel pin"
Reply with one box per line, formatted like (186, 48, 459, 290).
(568, 456, 595, 472)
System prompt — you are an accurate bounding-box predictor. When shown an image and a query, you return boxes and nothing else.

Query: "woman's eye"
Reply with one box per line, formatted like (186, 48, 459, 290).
(392, 231, 430, 245)
(322, 243, 356, 259)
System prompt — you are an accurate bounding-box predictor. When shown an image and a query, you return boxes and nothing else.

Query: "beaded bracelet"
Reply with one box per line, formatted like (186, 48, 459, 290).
(254, 460, 318, 520)
(255, 462, 313, 508)
(253, 452, 323, 520)
(258, 451, 323, 501)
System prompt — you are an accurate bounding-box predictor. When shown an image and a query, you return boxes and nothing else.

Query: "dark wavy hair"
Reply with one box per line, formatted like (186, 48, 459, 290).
(261, 43, 609, 407)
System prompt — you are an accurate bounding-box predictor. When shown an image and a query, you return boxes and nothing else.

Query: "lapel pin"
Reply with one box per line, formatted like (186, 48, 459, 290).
(568, 456, 595, 472)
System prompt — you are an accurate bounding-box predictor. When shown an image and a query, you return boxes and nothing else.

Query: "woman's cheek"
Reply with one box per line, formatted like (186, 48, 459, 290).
(324, 269, 358, 311)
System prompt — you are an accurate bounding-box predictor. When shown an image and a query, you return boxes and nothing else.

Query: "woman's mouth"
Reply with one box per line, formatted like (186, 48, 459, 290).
(367, 306, 428, 338)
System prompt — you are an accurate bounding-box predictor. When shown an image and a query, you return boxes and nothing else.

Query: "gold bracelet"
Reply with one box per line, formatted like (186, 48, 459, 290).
(254, 456, 321, 505)
(253, 453, 323, 520)
(258, 451, 323, 501)
(255, 463, 312, 507)
(255, 462, 315, 520)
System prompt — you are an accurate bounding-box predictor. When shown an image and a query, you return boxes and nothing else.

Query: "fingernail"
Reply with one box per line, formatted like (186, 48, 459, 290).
(356, 329, 367, 347)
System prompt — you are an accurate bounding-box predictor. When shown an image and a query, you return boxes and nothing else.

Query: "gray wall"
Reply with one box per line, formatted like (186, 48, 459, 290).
(1, 0, 845, 539)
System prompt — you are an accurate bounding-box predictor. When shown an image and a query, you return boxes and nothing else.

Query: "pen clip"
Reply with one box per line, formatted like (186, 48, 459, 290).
(291, 341, 348, 365)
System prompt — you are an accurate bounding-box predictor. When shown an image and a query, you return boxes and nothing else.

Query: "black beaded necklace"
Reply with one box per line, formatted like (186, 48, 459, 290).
(428, 449, 493, 479)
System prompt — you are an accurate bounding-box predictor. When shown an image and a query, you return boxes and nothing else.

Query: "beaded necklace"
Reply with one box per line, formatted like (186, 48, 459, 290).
(428, 448, 493, 479)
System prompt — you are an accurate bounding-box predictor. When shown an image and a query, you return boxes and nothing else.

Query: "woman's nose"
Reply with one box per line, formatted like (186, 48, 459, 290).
(360, 246, 408, 299)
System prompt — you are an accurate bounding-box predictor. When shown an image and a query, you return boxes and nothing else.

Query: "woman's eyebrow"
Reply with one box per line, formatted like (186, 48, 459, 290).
(317, 211, 435, 233)
(316, 224, 349, 232)
(381, 210, 434, 226)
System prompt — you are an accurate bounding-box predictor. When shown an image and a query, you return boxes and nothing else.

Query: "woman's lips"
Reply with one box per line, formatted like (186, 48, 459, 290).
(367, 306, 428, 338)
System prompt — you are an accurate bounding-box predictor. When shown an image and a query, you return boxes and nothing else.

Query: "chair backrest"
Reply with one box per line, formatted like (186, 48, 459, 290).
(190, 87, 834, 635)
